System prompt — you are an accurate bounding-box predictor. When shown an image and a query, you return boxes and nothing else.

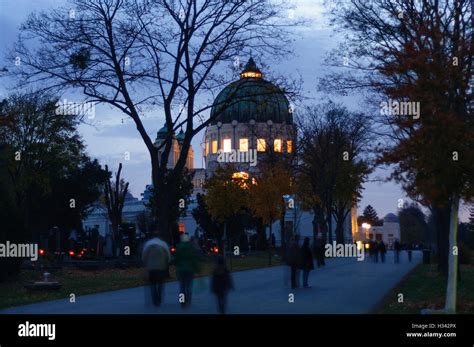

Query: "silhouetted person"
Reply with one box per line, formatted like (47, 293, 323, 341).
(407, 243, 412, 262)
(368, 241, 374, 261)
(286, 236, 301, 289)
(374, 242, 379, 263)
(174, 233, 200, 307)
(314, 236, 326, 267)
(300, 237, 314, 288)
(394, 240, 401, 264)
(142, 232, 171, 306)
(379, 241, 387, 263)
(211, 255, 234, 314)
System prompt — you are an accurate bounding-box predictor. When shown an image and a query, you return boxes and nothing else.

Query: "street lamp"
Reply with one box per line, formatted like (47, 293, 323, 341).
(362, 223, 371, 240)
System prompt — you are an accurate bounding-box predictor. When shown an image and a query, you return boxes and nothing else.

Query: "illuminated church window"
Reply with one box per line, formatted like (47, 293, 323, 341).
(274, 139, 282, 152)
(212, 140, 218, 154)
(287, 140, 293, 153)
(223, 138, 232, 152)
(240, 71, 262, 79)
(257, 138, 266, 152)
(239, 138, 249, 152)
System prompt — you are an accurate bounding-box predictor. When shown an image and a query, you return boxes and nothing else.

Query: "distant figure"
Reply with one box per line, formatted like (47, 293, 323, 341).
(286, 236, 301, 289)
(300, 237, 314, 288)
(314, 235, 326, 267)
(407, 244, 412, 262)
(174, 233, 200, 308)
(394, 240, 401, 264)
(211, 255, 234, 314)
(368, 241, 374, 261)
(374, 241, 379, 263)
(379, 241, 387, 263)
(142, 232, 171, 306)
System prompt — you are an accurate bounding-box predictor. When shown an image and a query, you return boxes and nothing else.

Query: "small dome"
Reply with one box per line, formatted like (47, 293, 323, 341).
(156, 124, 172, 141)
(210, 58, 291, 125)
(176, 129, 185, 143)
(384, 213, 399, 223)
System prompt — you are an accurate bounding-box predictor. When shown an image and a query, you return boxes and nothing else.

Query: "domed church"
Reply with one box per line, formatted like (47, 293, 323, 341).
(84, 58, 357, 249)
(203, 58, 296, 176)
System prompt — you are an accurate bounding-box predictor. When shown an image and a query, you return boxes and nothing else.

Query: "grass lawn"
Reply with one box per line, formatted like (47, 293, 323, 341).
(0, 251, 282, 309)
(376, 253, 474, 314)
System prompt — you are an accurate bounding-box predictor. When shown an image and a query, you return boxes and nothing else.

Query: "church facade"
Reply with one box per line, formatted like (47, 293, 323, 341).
(83, 59, 357, 246)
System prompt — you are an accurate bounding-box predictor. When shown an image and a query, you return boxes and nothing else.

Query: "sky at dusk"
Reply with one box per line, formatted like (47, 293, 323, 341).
(0, 0, 470, 221)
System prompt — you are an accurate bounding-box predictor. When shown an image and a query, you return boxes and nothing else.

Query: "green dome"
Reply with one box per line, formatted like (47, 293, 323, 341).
(210, 59, 292, 125)
(156, 124, 171, 141)
(176, 129, 185, 143)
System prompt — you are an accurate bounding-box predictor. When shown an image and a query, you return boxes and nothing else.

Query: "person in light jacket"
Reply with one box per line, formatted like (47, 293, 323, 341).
(142, 232, 171, 306)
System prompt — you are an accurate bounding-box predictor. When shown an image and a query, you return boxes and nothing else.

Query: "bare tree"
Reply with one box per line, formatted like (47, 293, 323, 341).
(10, 0, 301, 242)
(104, 163, 129, 256)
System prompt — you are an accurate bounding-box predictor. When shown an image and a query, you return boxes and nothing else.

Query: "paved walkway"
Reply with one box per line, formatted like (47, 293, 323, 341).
(1, 251, 421, 314)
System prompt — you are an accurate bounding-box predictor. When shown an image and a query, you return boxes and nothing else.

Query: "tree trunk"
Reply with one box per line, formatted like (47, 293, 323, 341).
(280, 198, 286, 260)
(327, 205, 333, 244)
(268, 223, 272, 266)
(156, 196, 170, 242)
(335, 212, 345, 244)
(314, 205, 327, 242)
(445, 195, 459, 313)
(312, 213, 318, 253)
(433, 204, 451, 274)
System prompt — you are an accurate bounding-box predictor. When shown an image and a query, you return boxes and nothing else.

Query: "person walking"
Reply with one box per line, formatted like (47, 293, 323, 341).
(315, 235, 326, 267)
(374, 241, 379, 263)
(286, 236, 301, 289)
(407, 243, 413, 262)
(368, 241, 374, 262)
(300, 237, 314, 288)
(142, 231, 171, 306)
(379, 240, 387, 263)
(394, 240, 401, 264)
(174, 233, 200, 308)
(211, 255, 234, 314)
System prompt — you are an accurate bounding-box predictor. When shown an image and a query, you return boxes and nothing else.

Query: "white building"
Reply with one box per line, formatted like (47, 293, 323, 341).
(355, 213, 401, 248)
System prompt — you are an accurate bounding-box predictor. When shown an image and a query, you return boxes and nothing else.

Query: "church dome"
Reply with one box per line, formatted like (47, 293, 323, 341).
(176, 129, 185, 143)
(384, 213, 399, 223)
(156, 124, 170, 141)
(210, 58, 292, 125)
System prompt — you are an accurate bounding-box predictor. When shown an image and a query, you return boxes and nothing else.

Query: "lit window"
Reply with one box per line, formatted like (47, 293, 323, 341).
(205, 141, 209, 156)
(240, 71, 262, 79)
(223, 139, 232, 153)
(257, 138, 266, 152)
(287, 140, 293, 153)
(239, 138, 249, 152)
(178, 223, 185, 234)
(274, 139, 282, 152)
(212, 140, 218, 154)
